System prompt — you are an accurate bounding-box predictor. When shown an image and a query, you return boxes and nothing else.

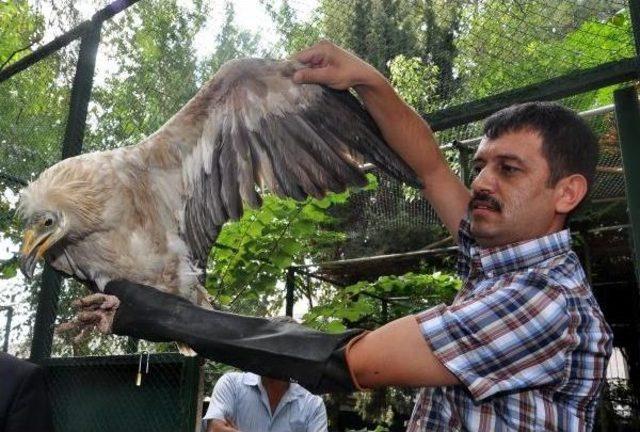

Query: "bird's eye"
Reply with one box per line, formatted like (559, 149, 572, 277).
(44, 218, 53, 227)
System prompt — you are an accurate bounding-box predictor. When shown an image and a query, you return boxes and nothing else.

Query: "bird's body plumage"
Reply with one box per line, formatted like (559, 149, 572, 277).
(19, 58, 420, 308)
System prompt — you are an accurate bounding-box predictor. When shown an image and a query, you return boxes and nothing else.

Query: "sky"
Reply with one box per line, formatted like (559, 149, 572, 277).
(40, 0, 316, 57)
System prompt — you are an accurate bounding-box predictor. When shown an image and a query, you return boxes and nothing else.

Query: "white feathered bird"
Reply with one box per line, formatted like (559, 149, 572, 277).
(18, 58, 420, 310)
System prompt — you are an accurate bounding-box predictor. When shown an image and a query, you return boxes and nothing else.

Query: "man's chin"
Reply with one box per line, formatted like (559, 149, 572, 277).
(469, 221, 500, 246)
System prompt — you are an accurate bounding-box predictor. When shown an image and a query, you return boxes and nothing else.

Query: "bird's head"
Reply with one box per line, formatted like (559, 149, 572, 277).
(17, 161, 105, 278)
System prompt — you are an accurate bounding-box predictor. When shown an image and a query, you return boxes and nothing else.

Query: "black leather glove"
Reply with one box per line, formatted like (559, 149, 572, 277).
(104, 280, 364, 394)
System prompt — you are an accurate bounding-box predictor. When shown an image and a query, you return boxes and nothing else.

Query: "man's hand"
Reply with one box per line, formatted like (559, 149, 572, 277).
(56, 293, 120, 343)
(207, 418, 239, 432)
(293, 40, 384, 91)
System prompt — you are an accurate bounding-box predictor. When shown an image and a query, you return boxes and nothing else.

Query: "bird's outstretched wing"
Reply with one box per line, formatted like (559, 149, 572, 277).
(139, 58, 421, 269)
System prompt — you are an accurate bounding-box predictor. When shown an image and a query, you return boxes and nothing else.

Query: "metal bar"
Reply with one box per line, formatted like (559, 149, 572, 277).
(458, 143, 471, 186)
(294, 268, 346, 287)
(591, 197, 626, 204)
(596, 166, 624, 174)
(285, 268, 295, 317)
(420, 235, 453, 250)
(440, 103, 619, 151)
(30, 266, 63, 361)
(614, 86, 640, 287)
(30, 23, 102, 362)
(0, 0, 140, 83)
(2, 306, 13, 353)
(0, 23, 89, 83)
(294, 246, 458, 270)
(61, 24, 102, 159)
(381, 300, 388, 323)
(588, 224, 630, 235)
(630, 0, 640, 57)
(178, 357, 201, 432)
(580, 103, 616, 119)
(426, 58, 639, 132)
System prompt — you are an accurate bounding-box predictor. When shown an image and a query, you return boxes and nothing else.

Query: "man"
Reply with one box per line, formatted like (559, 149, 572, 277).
(203, 371, 327, 432)
(0, 352, 54, 432)
(68, 42, 612, 431)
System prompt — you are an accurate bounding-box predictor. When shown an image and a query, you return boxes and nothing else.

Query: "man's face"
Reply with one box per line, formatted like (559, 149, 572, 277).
(469, 129, 563, 248)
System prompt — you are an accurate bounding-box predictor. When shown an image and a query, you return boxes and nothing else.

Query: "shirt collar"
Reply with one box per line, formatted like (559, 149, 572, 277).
(468, 228, 572, 277)
(242, 372, 261, 386)
(241, 372, 307, 401)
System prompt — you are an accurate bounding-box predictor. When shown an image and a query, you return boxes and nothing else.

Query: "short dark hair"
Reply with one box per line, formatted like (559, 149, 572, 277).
(483, 102, 599, 192)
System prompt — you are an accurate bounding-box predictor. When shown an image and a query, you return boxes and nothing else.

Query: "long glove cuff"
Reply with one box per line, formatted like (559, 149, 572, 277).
(105, 280, 364, 394)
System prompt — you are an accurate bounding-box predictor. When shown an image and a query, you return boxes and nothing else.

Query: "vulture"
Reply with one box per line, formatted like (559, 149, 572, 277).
(18, 58, 420, 315)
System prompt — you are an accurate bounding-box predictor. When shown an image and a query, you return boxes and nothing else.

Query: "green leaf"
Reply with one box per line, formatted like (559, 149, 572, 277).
(279, 238, 300, 256)
(271, 252, 292, 269)
(0, 260, 18, 279)
(325, 321, 347, 333)
(363, 173, 379, 191)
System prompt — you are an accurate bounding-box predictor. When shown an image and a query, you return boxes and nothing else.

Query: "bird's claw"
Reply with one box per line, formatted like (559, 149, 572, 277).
(56, 293, 120, 340)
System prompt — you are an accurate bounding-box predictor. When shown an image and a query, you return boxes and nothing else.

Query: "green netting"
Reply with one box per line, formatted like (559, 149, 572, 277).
(44, 354, 199, 432)
(279, 0, 635, 111)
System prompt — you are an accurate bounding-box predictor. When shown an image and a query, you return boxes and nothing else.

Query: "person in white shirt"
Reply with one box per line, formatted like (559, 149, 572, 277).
(203, 371, 327, 432)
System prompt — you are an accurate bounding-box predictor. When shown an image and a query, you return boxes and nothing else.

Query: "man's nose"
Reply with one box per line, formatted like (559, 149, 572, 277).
(470, 166, 496, 194)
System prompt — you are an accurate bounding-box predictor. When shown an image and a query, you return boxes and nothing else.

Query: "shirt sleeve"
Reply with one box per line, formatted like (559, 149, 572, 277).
(203, 373, 236, 421)
(416, 274, 570, 401)
(305, 396, 328, 432)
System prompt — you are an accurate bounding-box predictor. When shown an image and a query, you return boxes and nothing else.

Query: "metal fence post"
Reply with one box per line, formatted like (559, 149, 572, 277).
(630, 0, 640, 57)
(614, 86, 640, 414)
(30, 21, 102, 362)
(285, 268, 295, 317)
(615, 86, 640, 288)
(1, 306, 13, 353)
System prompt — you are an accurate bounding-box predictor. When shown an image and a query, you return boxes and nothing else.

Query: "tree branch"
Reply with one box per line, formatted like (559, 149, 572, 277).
(0, 40, 39, 73)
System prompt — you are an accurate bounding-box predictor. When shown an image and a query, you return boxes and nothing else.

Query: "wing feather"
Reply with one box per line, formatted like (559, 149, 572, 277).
(141, 58, 421, 269)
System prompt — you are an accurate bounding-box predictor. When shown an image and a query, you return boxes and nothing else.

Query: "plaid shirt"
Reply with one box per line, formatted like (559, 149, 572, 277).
(406, 219, 613, 432)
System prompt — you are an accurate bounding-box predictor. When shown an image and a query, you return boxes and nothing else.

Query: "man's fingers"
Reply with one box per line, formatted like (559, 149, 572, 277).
(294, 41, 330, 64)
(293, 66, 332, 85)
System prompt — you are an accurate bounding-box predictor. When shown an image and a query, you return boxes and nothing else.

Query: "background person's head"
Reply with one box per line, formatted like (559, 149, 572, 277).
(469, 102, 598, 247)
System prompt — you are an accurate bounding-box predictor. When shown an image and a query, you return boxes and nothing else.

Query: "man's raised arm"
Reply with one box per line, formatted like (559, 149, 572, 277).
(293, 41, 471, 238)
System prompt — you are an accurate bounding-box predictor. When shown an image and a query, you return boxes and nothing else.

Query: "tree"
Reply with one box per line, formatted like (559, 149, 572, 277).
(201, 2, 260, 78)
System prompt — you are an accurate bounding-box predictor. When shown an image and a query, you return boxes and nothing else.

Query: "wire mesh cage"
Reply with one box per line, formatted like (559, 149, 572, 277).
(1, 0, 639, 430)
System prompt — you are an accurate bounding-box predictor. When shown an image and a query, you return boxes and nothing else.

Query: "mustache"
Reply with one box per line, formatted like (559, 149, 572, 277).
(469, 192, 502, 212)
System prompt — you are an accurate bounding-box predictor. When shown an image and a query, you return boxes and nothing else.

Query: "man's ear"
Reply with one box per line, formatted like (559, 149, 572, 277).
(554, 174, 588, 214)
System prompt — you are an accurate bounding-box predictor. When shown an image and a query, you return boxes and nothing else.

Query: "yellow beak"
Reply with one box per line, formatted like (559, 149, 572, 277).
(19, 228, 54, 278)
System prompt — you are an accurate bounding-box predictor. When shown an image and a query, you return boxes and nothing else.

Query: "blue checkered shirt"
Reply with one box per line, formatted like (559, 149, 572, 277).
(406, 219, 613, 431)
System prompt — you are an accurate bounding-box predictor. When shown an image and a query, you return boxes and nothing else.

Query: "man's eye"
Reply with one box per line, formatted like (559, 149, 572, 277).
(472, 165, 483, 175)
(501, 165, 519, 174)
